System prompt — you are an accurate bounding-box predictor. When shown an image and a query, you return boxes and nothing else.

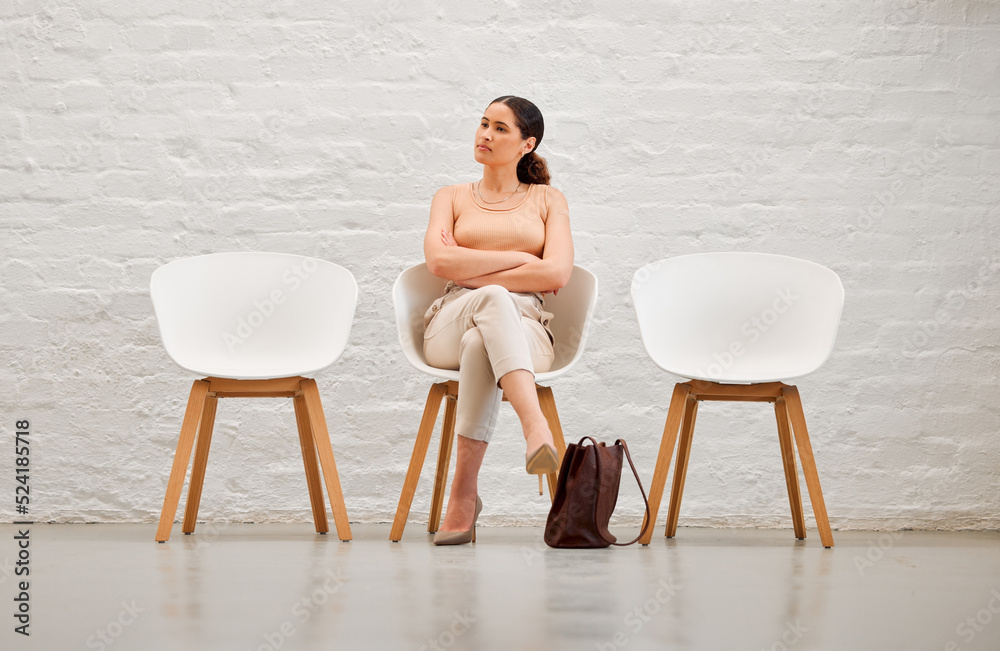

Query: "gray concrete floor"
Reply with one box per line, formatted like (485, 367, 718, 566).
(1, 524, 998, 650)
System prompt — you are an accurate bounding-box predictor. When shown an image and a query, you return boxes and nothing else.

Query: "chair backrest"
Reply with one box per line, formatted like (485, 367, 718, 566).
(631, 252, 844, 383)
(393, 264, 598, 381)
(150, 252, 357, 380)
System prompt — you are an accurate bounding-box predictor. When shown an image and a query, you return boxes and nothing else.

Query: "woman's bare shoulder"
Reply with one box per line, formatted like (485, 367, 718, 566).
(433, 183, 468, 199)
(543, 185, 567, 201)
(543, 185, 569, 211)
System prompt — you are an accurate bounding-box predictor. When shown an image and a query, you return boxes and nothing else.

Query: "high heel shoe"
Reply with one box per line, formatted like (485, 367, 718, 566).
(525, 442, 558, 475)
(433, 495, 482, 546)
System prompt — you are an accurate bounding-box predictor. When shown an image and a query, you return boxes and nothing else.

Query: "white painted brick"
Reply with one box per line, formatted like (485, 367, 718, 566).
(128, 24, 168, 51)
(925, 2, 1000, 25)
(165, 24, 212, 50)
(18, 51, 98, 82)
(857, 25, 945, 54)
(0, 108, 26, 137)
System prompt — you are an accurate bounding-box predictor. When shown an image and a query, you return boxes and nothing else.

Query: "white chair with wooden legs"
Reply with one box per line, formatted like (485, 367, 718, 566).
(149, 252, 357, 542)
(389, 263, 598, 542)
(631, 252, 844, 548)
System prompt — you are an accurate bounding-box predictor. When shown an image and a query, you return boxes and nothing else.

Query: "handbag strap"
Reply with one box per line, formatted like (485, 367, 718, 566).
(586, 436, 651, 547)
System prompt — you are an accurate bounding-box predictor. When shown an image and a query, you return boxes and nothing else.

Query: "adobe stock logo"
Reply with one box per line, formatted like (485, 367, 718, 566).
(696, 287, 799, 379)
(946, 588, 1000, 651)
(223, 258, 319, 352)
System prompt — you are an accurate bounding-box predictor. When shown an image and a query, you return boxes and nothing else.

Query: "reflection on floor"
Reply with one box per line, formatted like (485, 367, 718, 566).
(1, 524, 998, 650)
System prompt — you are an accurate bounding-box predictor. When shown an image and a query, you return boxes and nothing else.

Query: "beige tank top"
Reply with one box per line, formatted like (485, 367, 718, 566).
(450, 182, 553, 256)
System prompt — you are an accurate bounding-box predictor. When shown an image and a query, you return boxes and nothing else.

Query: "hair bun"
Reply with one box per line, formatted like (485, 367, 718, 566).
(519, 150, 551, 186)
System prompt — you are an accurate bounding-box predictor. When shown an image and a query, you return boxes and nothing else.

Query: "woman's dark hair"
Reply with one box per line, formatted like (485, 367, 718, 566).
(488, 95, 551, 185)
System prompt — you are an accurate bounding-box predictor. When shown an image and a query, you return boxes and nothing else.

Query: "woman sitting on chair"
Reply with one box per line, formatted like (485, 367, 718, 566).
(423, 95, 574, 545)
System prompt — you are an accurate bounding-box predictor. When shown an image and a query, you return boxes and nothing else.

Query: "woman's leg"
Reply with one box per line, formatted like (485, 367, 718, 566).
(439, 435, 487, 532)
(424, 286, 556, 532)
(438, 326, 497, 532)
(498, 368, 554, 459)
(503, 313, 557, 458)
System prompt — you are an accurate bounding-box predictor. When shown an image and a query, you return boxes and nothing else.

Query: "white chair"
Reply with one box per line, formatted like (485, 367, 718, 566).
(631, 252, 844, 547)
(149, 252, 357, 542)
(389, 263, 598, 541)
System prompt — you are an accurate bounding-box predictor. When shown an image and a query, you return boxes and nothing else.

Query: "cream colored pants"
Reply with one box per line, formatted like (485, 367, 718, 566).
(423, 283, 555, 443)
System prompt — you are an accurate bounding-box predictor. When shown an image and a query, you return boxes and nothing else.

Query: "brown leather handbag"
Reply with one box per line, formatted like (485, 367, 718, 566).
(544, 436, 651, 548)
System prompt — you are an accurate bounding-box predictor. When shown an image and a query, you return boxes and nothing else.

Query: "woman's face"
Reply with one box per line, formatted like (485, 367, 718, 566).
(474, 102, 535, 167)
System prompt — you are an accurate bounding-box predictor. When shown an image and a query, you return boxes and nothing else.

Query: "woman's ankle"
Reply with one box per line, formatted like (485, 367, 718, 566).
(523, 421, 554, 451)
(441, 486, 479, 531)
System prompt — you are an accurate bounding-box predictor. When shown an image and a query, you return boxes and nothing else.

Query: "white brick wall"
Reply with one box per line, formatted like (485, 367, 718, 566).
(1, 0, 998, 531)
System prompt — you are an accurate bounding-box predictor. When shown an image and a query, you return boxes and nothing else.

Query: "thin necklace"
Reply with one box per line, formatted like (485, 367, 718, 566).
(476, 179, 522, 204)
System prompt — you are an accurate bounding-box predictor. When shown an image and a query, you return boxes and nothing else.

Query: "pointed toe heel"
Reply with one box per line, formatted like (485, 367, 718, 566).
(525, 443, 558, 475)
(433, 496, 483, 546)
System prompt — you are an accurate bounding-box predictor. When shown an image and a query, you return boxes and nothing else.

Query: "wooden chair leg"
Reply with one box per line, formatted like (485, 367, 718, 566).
(639, 383, 691, 545)
(665, 396, 699, 538)
(774, 398, 806, 540)
(390, 382, 449, 541)
(299, 378, 352, 542)
(782, 385, 834, 548)
(182, 393, 219, 534)
(536, 385, 566, 502)
(156, 380, 211, 542)
(428, 394, 457, 533)
(294, 393, 329, 534)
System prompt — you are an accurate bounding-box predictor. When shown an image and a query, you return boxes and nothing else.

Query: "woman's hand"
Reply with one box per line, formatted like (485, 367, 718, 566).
(440, 231, 474, 287)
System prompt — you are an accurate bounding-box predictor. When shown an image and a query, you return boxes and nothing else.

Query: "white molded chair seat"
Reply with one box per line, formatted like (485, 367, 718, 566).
(389, 263, 598, 541)
(631, 252, 844, 547)
(149, 252, 357, 542)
